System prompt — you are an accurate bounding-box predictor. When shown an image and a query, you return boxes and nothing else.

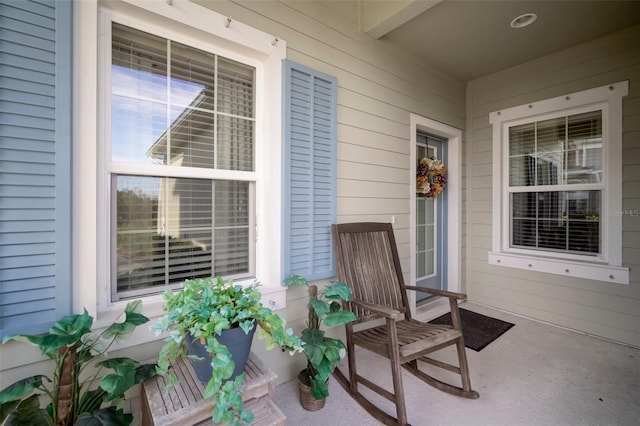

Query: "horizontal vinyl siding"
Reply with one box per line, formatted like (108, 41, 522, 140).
(193, 0, 467, 381)
(0, 0, 71, 337)
(466, 25, 640, 347)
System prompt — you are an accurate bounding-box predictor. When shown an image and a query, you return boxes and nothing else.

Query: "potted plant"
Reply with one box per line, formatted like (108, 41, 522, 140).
(284, 275, 356, 410)
(0, 300, 157, 425)
(152, 276, 302, 425)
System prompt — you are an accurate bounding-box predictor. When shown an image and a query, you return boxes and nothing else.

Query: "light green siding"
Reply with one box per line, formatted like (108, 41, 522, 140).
(466, 25, 640, 347)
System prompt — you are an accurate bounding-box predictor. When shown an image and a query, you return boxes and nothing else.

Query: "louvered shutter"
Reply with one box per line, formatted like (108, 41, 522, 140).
(283, 61, 337, 281)
(0, 0, 72, 337)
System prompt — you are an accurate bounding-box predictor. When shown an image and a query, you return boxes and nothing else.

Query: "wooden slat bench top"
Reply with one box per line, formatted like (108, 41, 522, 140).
(142, 352, 282, 426)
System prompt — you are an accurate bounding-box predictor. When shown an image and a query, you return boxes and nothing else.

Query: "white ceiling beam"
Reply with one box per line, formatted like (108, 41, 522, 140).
(360, 0, 442, 39)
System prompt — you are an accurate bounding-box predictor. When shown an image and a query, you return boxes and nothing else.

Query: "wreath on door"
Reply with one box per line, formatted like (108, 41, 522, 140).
(416, 157, 447, 198)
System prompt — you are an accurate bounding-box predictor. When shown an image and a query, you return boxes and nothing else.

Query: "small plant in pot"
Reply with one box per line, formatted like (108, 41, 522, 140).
(152, 276, 302, 425)
(0, 300, 157, 425)
(284, 275, 356, 410)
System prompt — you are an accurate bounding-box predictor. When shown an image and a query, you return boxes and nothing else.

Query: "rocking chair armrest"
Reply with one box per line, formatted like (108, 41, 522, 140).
(403, 285, 467, 301)
(350, 298, 404, 320)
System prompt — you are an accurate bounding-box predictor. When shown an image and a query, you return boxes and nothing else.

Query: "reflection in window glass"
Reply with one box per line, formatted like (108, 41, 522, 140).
(511, 191, 600, 255)
(509, 111, 602, 187)
(109, 22, 256, 300)
(508, 110, 602, 256)
(110, 23, 255, 170)
(114, 175, 250, 296)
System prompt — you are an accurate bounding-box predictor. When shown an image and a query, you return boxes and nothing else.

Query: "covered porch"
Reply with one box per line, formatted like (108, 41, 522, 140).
(277, 302, 639, 425)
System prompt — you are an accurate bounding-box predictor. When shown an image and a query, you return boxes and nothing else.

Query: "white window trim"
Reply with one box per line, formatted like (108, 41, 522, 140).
(73, 0, 287, 331)
(488, 81, 629, 285)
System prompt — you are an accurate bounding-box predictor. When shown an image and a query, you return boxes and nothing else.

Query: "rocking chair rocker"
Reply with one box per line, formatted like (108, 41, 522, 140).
(331, 222, 479, 426)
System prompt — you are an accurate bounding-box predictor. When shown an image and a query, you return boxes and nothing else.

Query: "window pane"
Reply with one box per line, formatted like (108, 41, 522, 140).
(170, 42, 216, 111)
(509, 123, 535, 186)
(167, 107, 216, 168)
(510, 190, 600, 255)
(512, 192, 536, 219)
(538, 191, 568, 250)
(112, 24, 167, 102)
(112, 23, 256, 171)
(214, 180, 250, 275)
(536, 117, 565, 186)
(217, 115, 254, 171)
(112, 96, 168, 164)
(114, 175, 251, 297)
(112, 24, 168, 164)
(218, 57, 255, 117)
(509, 111, 602, 188)
(567, 111, 602, 184)
(567, 190, 600, 253)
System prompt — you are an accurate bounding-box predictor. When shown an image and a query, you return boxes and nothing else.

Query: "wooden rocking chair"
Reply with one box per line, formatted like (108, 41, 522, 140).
(331, 222, 479, 426)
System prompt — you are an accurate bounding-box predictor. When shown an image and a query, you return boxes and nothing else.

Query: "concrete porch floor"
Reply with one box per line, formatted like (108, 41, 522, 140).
(275, 302, 640, 425)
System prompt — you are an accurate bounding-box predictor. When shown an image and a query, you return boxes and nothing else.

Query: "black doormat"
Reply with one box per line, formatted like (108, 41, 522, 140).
(428, 308, 514, 352)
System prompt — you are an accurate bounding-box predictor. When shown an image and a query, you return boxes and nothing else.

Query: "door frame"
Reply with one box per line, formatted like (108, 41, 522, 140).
(409, 114, 462, 311)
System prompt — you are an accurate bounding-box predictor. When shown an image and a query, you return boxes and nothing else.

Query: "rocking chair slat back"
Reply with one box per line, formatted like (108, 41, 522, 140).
(332, 223, 407, 323)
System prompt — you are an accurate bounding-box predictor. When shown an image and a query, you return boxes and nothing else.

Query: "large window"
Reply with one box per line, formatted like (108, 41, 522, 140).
(109, 23, 256, 300)
(489, 82, 629, 285)
(509, 111, 602, 255)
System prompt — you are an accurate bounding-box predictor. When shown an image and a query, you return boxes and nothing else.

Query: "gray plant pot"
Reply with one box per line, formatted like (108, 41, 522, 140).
(186, 325, 256, 384)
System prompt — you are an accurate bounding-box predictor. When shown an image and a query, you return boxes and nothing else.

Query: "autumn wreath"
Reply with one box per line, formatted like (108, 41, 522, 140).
(416, 157, 447, 198)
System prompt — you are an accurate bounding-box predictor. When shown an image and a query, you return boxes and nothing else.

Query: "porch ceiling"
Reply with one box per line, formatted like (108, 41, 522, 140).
(371, 0, 640, 81)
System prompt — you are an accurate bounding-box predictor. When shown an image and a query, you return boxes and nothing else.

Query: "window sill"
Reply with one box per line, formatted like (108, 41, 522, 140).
(488, 252, 629, 285)
(91, 284, 288, 352)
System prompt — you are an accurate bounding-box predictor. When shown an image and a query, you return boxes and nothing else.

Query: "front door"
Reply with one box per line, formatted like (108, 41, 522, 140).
(416, 133, 447, 302)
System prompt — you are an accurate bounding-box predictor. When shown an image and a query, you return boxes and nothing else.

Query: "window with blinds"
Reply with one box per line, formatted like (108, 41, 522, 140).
(110, 23, 255, 299)
(508, 110, 602, 255)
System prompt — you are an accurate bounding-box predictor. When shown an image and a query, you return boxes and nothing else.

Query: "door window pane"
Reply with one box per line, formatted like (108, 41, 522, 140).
(416, 143, 435, 279)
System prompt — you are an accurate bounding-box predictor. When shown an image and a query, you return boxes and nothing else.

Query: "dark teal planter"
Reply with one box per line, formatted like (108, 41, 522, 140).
(186, 325, 256, 384)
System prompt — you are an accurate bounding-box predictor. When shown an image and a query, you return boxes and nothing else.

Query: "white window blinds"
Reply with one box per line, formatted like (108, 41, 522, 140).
(110, 23, 255, 300)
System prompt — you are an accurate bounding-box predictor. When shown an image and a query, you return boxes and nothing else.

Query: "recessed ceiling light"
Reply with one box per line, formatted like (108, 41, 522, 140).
(510, 13, 538, 29)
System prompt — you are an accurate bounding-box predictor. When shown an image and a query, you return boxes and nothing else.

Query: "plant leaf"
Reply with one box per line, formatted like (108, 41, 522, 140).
(309, 299, 329, 320)
(76, 407, 133, 426)
(310, 375, 330, 400)
(283, 275, 307, 286)
(3, 394, 53, 426)
(324, 281, 352, 301)
(0, 400, 19, 425)
(0, 375, 46, 404)
(78, 388, 107, 415)
(97, 358, 138, 400)
(9, 310, 93, 357)
(301, 328, 326, 367)
(134, 364, 158, 384)
(322, 310, 357, 327)
(50, 310, 93, 338)
(102, 301, 149, 342)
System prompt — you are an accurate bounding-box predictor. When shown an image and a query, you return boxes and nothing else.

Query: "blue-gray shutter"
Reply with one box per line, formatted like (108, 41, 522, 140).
(0, 0, 72, 337)
(283, 61, 337, 281)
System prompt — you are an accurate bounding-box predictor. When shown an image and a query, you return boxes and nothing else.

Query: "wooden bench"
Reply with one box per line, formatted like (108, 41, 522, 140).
(141, 353, 285, 426)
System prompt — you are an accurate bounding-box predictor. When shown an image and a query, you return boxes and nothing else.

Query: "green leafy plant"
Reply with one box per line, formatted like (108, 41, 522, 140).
(152, 277, 302, 426)
(284, 275, 357, 400)
(0, 301, 157, 426)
